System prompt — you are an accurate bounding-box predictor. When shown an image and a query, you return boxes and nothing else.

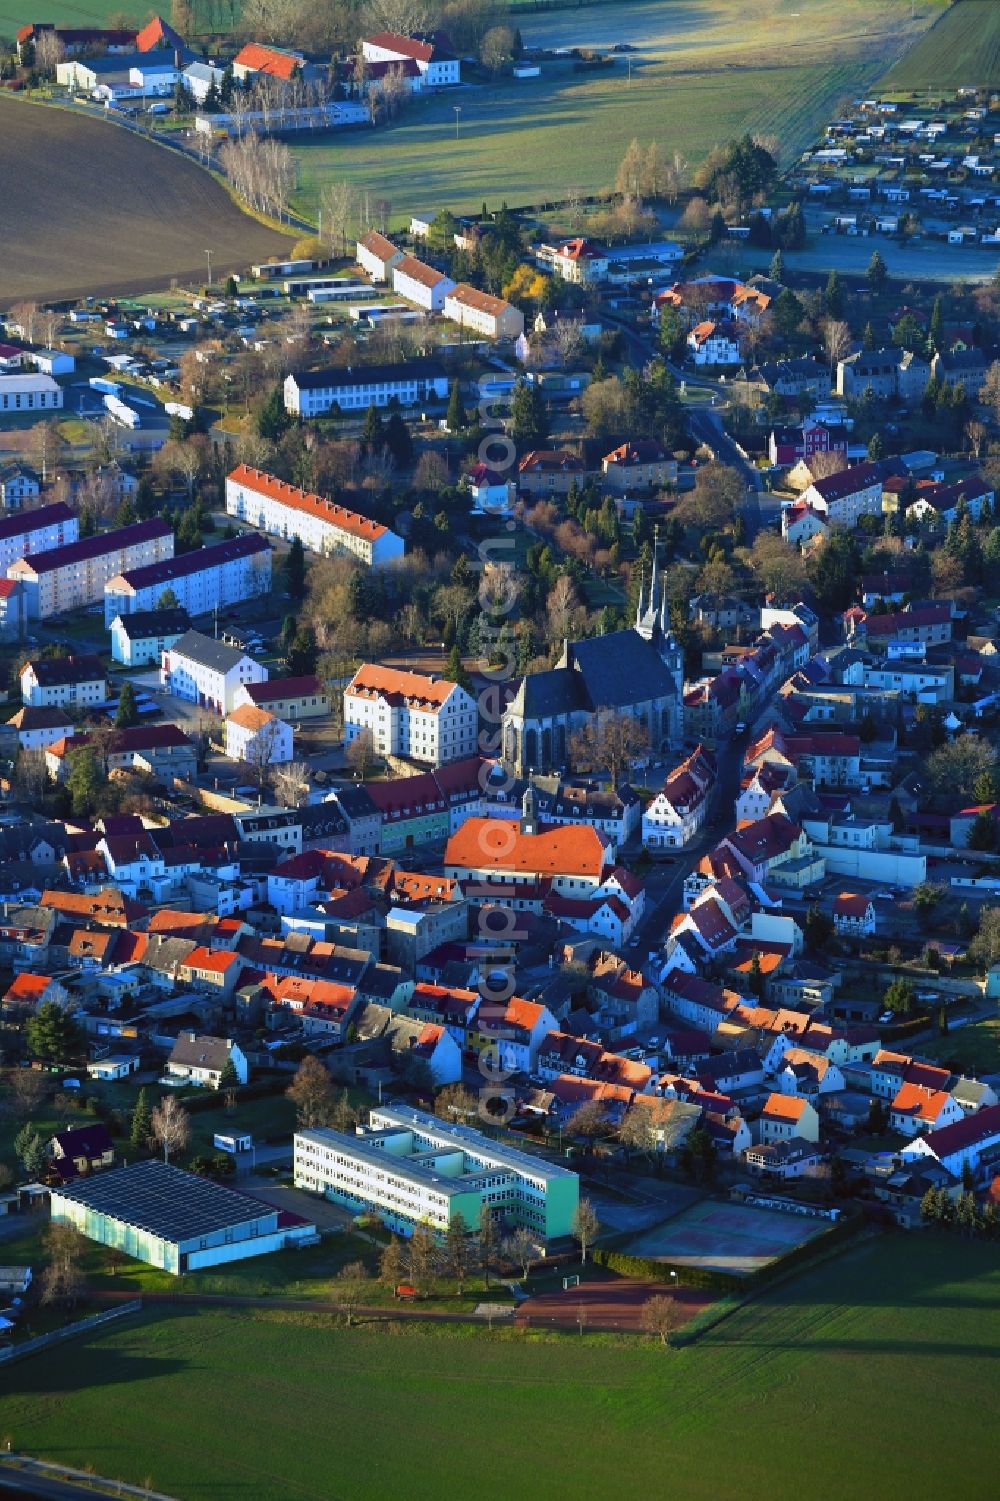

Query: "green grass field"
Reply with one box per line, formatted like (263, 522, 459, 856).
(922, 1013, 1000, 1075)
(881, 0, 1000, 89)
(290, 0, 942, 223)
(2, 1235, 998, 1500)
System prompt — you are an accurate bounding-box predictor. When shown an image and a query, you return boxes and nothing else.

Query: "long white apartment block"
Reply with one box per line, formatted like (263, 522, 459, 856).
(225, 464, 403, 567)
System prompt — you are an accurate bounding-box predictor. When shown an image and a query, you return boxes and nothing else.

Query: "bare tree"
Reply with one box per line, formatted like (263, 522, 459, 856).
(965, 419, 988, 459)
(617, 1099, 692, 1162)
(572, 1197, 600, 1263)
(150, 1095, 191, 1162)
(333, 1259, 371, 1326)
(40, 1222, 86, 1308)
(346, 726, 377, 781)
(3, 1067, 51, 1120)
(272, 760, 311, 807)
(822, 319, 851, 375)
(26, 421, 66, 485)
(13, 748, 48, 806)
(642, 1293, 680, 1347)
(569, 711, 649, 787)
(552, 317, 583, 368)
(480, 24, 514, 77)
(322, 179, 357, 258)
(242, 715, 285, 793)
(34, 30, 66, 75)
(9, 301, 38, 345)
(505, 1227, 535, 1281)
(286, 1054, 334, 1128)
(365, 0, 433, 35)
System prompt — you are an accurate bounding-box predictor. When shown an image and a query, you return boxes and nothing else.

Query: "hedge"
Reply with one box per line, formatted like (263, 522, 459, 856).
(177, 1077, 291, 1115)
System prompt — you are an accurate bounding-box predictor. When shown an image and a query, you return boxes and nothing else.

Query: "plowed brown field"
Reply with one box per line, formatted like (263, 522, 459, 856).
(0, 97, 292, 304)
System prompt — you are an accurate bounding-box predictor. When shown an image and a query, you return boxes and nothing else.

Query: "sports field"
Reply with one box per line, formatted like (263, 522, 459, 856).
(882, 0, 1000, 90)
(1, 1236, 997, 1500)
(624, 1196, 830, 1276)
(290, 0, 943, 222)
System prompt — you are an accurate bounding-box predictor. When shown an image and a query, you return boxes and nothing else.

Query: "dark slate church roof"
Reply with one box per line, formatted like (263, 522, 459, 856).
(567, 632, 679, 710)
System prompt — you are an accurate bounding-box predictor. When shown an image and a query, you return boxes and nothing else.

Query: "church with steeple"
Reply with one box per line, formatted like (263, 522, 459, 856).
(501, 548, 685, 776)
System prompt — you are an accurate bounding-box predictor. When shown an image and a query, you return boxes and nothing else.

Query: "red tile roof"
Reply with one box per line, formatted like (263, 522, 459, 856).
(233, 42, 304, 79)
(445, 818, 609, 879)
(229, 465, 390, 544)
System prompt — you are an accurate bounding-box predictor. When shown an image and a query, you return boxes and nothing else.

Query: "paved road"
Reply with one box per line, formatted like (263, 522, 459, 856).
(631, 736, 743, 956)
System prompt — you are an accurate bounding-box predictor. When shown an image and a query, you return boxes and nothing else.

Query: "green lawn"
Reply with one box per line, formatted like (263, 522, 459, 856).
(2, 1235, 998, 1499)
(290, 0, 941, 223)
(922, 1013, 1000, 1076)
(881, 0, 1000, 89)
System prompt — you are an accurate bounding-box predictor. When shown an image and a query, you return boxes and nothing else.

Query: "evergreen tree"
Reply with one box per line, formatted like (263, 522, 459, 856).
(361, 404, 384, 451)
(866, 249, 888, 295)
(66, 746, 102, 817)
(258, 387, 290, 443)
(287, 626, 317, 675)
(509, 378, 548, 447)
(13, 1123, 46, 1177)
(824, 268, 844, 319)
(444, 643, 472, 693)
(26, 999, 82, 1062)
(218, 1057, 240, 1091)
(115, 680, 139, 729)
(769, 247, 784, 283)
(862, 321, 876, 351)
(867, 433, 885, 461)
(928, 294, 944, 353)
(156, 587, 180, 609)
(130, 1087, 153, 1152)
(384, 411, 412, 466)
(284, 536, 306, 601)
(446, 381, 466, 432)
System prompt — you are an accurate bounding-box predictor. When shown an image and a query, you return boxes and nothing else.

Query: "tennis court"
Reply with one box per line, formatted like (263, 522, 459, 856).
(624, 1198, 830, 1278)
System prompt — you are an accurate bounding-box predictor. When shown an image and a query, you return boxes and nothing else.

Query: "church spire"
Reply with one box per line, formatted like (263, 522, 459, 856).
(635, 565, 645, 628)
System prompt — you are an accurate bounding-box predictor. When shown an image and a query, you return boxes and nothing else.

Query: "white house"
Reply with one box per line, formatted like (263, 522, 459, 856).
(642, 745, 716, 850)
(392, 256, 456, 312)
(224, 704, 293, 767)
(443, 285, 524, 340)
(801, 460, 885, 529)
(31, 350, 75, 377)
(463, 464, 516, 516)
(104, 533, 272, 625)
(109, 608, 191, 667)
(759, 1094, 820, 1143)
(0, 373, 63, 413)
(9, 704, 75, 751)
(356, 230, 405, 283)
(344, 664, 478, 766)
(687, 320, 742, 366)
(225, 465, 404, 567)
(832, 891, 876, 936)
(284, 359, 448, 417)
(20, 654, 106, 710)
(165, 1033, 248, 1089)
(474, 997, 558, 1074)
(161, 630, 267, 715)
(362, 32, 460, 87)
(536, 239, 608, 285)
(0, 463, 40, 509)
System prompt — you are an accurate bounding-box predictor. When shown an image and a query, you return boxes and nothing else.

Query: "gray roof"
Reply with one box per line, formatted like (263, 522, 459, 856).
(168, 1033, 233, 1071)
(327, 786, 379, 821)
(513, 667, 587, 719)
(570, 630, 679, 711)
(168, 630, 251, 675)
(51, 1160, 273, 1243)
(113, 608, 191, 640)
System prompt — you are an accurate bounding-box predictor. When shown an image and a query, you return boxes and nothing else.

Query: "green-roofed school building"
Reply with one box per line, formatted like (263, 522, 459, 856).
(294, 1104, 579, 1242)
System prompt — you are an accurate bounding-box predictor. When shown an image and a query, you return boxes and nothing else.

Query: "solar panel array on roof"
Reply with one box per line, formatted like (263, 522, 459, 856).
(52, 1160, 273, 1243)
